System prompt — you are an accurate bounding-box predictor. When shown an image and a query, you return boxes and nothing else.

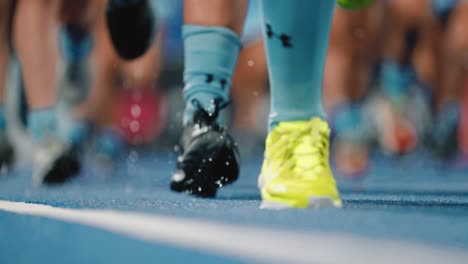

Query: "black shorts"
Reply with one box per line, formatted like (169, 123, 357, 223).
(432, 0, 459, 25)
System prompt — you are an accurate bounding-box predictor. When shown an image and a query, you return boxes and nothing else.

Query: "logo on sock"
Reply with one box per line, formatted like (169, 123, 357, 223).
(205, 74, 228, 90)
(266, 24, 292, 48)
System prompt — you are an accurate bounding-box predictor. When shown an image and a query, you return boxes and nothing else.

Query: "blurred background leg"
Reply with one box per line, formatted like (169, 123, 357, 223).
(371, 0, 434, 155)
(324, 1, 385, 177)
(0, 0, 14, 171)
(14, 0, 60, 141)
(430, 1, 468, 159)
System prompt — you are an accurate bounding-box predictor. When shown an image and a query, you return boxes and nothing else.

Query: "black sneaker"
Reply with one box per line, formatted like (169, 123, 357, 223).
(33, 136, 81, 185)
(0, 134, 14, 173)
(429, 103, 460, 159)
(170, 99, 240, 197)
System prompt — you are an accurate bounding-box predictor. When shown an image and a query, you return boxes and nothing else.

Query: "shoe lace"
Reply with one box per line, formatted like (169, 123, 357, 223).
(270, 120, 329, 178)
(190, 98, 231, 126)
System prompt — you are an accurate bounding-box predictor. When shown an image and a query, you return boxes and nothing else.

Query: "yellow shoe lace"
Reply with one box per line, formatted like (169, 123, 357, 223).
(267, 118, 330, 180)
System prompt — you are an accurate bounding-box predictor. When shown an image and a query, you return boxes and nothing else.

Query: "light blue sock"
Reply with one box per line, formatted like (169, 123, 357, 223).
(331, 103, 365, 141)
(61, 25, 92, 64)
(261, 0, 335, 129)
(182, 25, 241, 125)
(0, 106, 6, 133)
(380, 60, 414, 102)
(59, 118, 91, 146)
(28, 107, 58, 143)
(28, 107, 90, 146)
(94, 128, 127, 160)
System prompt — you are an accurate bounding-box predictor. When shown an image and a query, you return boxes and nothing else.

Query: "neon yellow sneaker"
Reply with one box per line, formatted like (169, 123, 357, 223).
(258, 118, 342, 209)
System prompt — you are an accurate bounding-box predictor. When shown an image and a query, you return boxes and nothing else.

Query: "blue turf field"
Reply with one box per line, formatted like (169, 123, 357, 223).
(1, 148, 468, 263)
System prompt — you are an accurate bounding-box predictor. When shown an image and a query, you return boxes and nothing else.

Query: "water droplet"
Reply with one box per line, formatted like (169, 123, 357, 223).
(131, 104, 142, 117)
(208, 158, 213, 162)
(215, 180, 223, 187)
(247, 60, 254, 67)
(173, 145, 180, 152)
(225, 161, 230, 166)
(198, 169, 202, 173)
(128, 150, 139, 163)
(198, 187, 202, 192)
(130, 120, 140, 132)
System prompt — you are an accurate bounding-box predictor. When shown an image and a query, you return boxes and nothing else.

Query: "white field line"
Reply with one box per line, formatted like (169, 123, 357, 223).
(1, 200, 467, 264)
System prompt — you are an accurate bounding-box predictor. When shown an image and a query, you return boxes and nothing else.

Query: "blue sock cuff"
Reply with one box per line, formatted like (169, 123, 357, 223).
(182, 25, 241, 104)
(182, 25, 241, 124)
(415, 79, 434, 107)
(28, 108, 58, 142)
(380, 60, 414, 100)
(95, 128, 127, 159)
(330, 103, 364, 138)
(182, 25, 242, 48)
(61, 26, 92, 63)
(60, 119, 92, 146)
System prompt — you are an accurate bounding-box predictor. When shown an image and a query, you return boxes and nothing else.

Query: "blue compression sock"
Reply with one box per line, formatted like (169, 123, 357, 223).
(380, 60, 414, 102)
(28, 107, 90, 146)
(331, 102, 365, 141)
(61, 25, 92, 64)
(28, 107, 58, 143)
(182, 25, 241, 125)
(261, 0, 335, 129)
(58, 117, 91, 146)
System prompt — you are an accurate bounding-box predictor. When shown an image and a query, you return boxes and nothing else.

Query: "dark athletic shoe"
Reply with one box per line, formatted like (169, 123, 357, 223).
(0, 134, 14, 173)
(170, 99, 240, 197)
(33, 136, 81, 185)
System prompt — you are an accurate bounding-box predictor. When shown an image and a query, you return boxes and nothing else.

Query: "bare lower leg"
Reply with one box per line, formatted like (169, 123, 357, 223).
(384, 0, 432, 64)
(75, 10, 117, 127)
(437, 3, 468, 110)
(327, 2, 386, 176)
(14, 0, 60, 109)
(80, 4, 161, 128)
(0, 0, 11, 104)
(184, 0, 248, 34)
(231, 39, 267, 131)
(59, 0, 104, 30)
(413, 20, 440, 107)
(324, 2, 384, 110)
(324, 47, 352, 111)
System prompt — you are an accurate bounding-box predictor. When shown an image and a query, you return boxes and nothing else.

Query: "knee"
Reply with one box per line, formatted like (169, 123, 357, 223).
(387, 0, 431, 27)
